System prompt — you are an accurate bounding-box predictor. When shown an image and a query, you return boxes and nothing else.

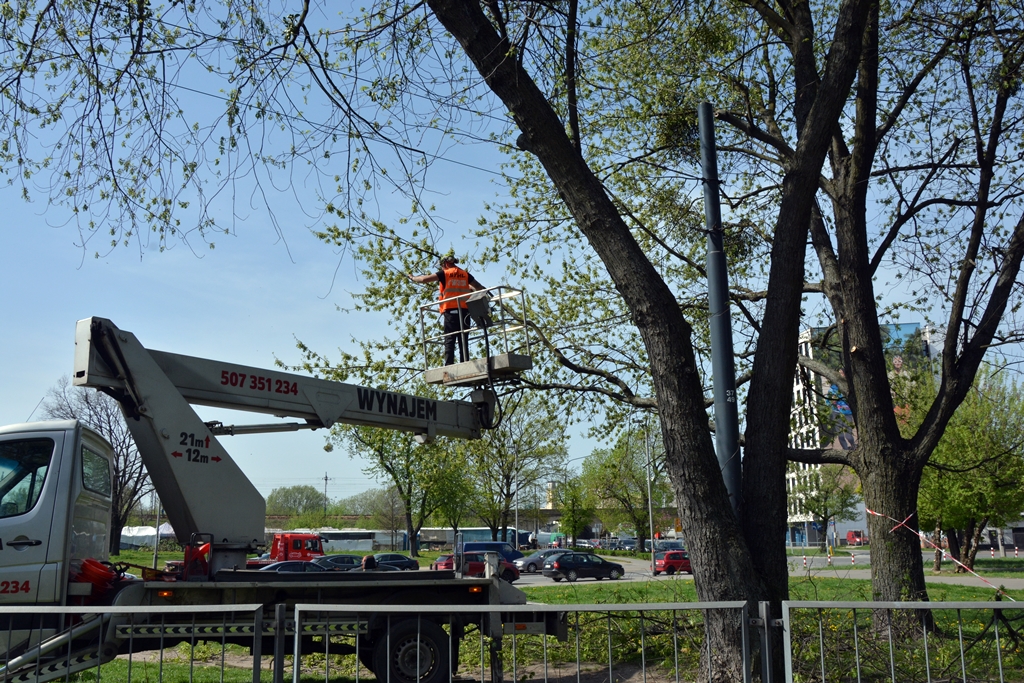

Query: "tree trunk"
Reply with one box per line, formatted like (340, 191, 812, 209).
(946, 528, 962, 565)
(960, 519, 978, 572)
(405, 510, 419, 557)
(109, 518, 125, 556)
(861, 462, 928, 601)
(965, 518, 987, 571)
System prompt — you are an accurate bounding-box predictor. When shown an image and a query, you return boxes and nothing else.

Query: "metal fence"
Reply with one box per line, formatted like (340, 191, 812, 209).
(781, 600, 1024, 683)
(0, 603, 265, 683)
(291, 601, 750, 683)
(2, 599, 1020, 683)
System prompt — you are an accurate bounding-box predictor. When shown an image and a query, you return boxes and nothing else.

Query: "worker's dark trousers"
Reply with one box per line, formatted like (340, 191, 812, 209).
(443, 309, 471, 365)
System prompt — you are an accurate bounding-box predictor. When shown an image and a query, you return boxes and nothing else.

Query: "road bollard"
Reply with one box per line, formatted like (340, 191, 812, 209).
(851, 554, 855, 566)
(802, 555, 807, 569)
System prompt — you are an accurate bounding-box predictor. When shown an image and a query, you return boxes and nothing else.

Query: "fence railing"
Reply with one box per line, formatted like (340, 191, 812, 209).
(0, 603, 264, 683)
(292, 601, 751, 683)
(2, 598, 1019, 683)
(781, 600, 1024, 683)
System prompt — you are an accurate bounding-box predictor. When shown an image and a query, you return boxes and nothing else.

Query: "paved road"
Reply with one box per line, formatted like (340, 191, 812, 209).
(511, 551, 1024, 591)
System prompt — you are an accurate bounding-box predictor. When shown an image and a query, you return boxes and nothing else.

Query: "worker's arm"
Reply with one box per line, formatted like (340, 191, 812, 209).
(409, 272, 439, 284)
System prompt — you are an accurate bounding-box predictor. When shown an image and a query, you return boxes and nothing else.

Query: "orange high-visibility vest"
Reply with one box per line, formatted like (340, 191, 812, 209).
(438, 266, 472, 312)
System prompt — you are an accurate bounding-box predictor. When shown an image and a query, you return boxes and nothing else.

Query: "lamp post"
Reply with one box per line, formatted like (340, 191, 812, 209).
(513, 443, 519, 549)
(641, 417, 656, 572)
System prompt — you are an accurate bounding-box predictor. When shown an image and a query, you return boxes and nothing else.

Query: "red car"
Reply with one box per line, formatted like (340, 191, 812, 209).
(653, 550, 691, 576)
(431, 553, 519, 583)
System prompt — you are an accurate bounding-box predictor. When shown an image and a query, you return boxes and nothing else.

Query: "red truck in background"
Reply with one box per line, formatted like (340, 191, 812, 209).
(245, 532, 325, 568)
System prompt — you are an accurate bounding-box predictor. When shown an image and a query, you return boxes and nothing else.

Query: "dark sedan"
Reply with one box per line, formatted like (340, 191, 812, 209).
(541, 552, 624, 582)
(312, 554, 363, 571)
(374, 553, 420, 570)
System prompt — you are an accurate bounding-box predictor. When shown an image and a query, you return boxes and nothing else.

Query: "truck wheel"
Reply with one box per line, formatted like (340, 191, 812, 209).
(358, 651, 376, 675)
(566, 570, 578, 582)
(373, 619, 449, 683)
(501, 569, 516, 583)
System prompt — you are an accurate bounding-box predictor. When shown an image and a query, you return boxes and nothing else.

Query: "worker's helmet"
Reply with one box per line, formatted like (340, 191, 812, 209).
(439, 250, 458, 267)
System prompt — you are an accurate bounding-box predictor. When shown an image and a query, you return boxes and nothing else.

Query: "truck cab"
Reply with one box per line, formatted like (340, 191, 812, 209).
(0, 421, 114, 655)
(246, 532, 324, 567)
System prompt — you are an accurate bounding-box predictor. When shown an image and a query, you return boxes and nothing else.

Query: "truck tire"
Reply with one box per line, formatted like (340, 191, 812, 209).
(373, 619, 449, 683)
(358, 651, 376, 674)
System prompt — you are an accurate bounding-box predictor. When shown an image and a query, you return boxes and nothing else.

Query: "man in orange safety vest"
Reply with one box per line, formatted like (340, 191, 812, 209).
(409, 254, 485, 365)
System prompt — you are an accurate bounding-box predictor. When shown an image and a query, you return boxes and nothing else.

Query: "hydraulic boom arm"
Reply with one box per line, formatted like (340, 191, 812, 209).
(73, 317, 482, 564)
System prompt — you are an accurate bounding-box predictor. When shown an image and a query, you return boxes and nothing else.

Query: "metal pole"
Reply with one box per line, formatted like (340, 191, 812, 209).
(152, 494, 160, 570)
(700, 101, 741, 515)
(514, 445, 519, 549)
(644, 419, 656, 571)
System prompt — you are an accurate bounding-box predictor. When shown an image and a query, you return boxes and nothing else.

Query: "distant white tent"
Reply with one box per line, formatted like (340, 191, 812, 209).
(158, 522, 176, 539)
(119, 526, 157, 550)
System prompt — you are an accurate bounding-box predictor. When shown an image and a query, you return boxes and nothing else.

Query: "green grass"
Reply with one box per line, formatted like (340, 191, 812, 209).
(109, 549, 184, 569)
(518, 575, 1024, 605)
(926, 556, 1024, 578)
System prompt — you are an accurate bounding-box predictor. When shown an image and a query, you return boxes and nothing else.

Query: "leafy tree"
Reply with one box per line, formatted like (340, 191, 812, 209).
(339, 489, 386, 517)
(266, 485, 328, 517)
(556, 476, 595, 547)
(917, 369, 1024, 571)
(42, 377, 151, 555)
(789, 464, 861, 551)
(460, 396, 567, 542)
(367, 487, 407, 551)
(336, 424, 454, 557)
(582, 424, 671, 554)
(431, 461, 478, 539)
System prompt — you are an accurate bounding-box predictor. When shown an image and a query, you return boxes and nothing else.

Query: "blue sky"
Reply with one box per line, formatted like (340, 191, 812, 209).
(0, 155, 517, 500)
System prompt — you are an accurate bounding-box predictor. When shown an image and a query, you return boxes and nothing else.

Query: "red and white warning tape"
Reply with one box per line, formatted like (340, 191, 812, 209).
(865, 507, 1016, 601)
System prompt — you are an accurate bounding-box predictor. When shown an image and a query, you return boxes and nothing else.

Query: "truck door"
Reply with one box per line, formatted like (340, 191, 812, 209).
(0, 433, 62, 604)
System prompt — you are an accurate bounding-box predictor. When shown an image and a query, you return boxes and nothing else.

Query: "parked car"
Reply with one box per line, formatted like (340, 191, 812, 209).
(431, 553, 519, 583)
(541, 552, 624, 582)
(619, 538, 638, 551)
(312, 554, 363, 571)
(374, 553, 420, 570)
(514, 549, 565, 573)
(653, 550, 691, 576)
(258, 561, 327, 573)
(462, 541, 524, 562)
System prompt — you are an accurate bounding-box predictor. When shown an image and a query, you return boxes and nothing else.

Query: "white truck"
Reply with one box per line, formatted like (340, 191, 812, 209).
(0, 316, 555, 683)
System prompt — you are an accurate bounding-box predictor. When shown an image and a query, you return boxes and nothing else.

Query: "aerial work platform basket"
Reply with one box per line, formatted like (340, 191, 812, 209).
(418, 285, 533, 388)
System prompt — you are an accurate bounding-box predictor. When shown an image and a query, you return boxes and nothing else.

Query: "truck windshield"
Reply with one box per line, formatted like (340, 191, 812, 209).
(0, 439, 54, 518)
